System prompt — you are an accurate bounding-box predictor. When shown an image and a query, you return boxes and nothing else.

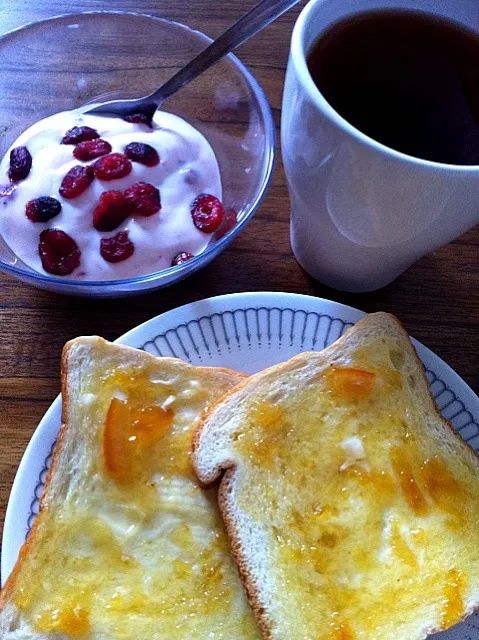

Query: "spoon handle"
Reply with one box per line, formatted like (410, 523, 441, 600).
(153, 0, 302, 103)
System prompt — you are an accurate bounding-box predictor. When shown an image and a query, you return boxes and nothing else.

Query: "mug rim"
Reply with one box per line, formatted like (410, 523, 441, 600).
(291, 0, 479, 173)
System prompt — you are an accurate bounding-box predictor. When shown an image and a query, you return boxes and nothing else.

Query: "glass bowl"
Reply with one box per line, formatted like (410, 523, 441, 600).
(0, 11, 275, 296)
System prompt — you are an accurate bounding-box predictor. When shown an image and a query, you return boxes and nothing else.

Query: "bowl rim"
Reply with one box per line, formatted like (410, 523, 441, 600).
(0, 10, 276, 288)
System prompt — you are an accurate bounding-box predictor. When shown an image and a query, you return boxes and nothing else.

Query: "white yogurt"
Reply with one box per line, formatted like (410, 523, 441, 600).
(0, 111, 222, 280)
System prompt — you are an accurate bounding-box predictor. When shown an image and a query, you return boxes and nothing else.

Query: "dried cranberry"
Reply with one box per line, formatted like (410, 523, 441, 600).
(171, 252, 194, 266)
(59, 165, 94, 199)
(62, 126, 100, 145)
(93, 153, 132, 181)
(100, 231, 135, 263)
(73, 139, 112, 161)
(39, 229, 81, 275)
(93, 190, 132, 231)
(26, 197, 62, 222)
(191, 194, 225, 233)
(124, 181, 160, 217)
(216, 207, 238, 239)
(8, 147, 32, 182)
(125, 142, 159, 167)
(124, 113, 150, 125)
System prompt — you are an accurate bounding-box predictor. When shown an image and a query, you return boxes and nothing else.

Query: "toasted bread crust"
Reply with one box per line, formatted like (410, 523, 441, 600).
(0, 337, 247, 631)
(192, 312, 479, 639)
(218, 468, 275, 640)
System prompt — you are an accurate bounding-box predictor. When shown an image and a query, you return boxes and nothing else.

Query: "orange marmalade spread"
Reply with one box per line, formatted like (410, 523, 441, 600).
(235, 363, 479, 639)
(11, 365, 259, 639)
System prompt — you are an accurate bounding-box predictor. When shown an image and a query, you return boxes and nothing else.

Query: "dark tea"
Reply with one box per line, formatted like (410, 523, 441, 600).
(307, 10, 479, 165)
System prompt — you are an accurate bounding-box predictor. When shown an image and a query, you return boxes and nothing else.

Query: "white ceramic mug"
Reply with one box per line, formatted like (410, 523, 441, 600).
(282, 0, 479, 292)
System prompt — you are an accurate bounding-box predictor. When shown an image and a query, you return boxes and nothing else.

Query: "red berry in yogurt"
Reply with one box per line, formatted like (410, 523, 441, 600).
(124, 181, 161, 217)
(171, 252, 194, 266)
(62, 126, 100, 145)
(216, 207, 238, 239)
(100, 231, 135, 263)
(59, 165, 94, 199)
(124, 113, 150, 125)
(26, 197, 62, 222)
(73, 139, 112, 161)
(191, 194, 225, 233)
(8, 147, 32, 182)
(93, 153, 132, 181)
(125, 142, 160, 167)
(93, 190, 132, 231)
(39, 229, 81, 275)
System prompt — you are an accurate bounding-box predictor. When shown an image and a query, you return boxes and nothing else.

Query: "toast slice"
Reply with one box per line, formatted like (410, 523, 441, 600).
(193, 312, 479, 640)
(0, 337, 260, 639)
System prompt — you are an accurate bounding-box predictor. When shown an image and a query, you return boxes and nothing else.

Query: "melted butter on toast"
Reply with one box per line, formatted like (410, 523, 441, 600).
(12, 360, 259, 639)
(233, 355, 479, 639)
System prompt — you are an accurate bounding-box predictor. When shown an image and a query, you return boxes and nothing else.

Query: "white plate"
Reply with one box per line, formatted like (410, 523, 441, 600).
(2, 292, 479, 638)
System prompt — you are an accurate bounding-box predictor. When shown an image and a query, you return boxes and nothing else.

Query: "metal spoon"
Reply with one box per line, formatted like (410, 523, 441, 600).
(85, 0, 302, 122)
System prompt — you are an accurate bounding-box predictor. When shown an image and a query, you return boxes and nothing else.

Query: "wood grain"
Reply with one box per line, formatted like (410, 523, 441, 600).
(1, 0, 479, 573)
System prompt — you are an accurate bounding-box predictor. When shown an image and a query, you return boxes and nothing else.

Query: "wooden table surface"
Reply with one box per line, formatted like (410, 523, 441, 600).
(1, 0, 479, 560)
